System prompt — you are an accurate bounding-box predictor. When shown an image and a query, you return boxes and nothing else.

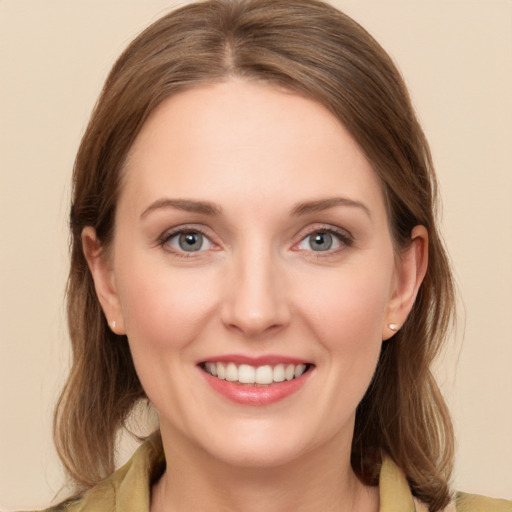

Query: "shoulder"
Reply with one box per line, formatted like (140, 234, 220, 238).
(25, 499, 83, 512)
(454, 492, 512, 512)
(380, 455, 511, 512)
(21, 432, 164, 512)
(10, 498, 83, 512)
(413, 492, 511, 512)
(18, 487, 113, 512)
(414, 490, 512, 512)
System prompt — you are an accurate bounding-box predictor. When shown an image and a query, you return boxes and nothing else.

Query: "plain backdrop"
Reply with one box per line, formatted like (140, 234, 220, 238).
(1, 0, 511, 509)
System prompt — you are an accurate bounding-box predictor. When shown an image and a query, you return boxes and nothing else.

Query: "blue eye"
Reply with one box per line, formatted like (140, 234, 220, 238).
(165, 231, 213, 252)
(297, 230, 346, 252)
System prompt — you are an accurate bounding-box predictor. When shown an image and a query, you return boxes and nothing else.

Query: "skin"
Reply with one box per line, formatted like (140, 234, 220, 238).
(83, 79, 428, 512)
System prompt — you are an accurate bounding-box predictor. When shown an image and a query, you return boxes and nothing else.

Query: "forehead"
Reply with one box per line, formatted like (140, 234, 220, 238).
(120, 79, 386, 217)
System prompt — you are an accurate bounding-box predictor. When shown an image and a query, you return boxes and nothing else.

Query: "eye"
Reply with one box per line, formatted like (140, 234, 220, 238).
(296, 229, 349, 252)
(164, 230, 214, 253)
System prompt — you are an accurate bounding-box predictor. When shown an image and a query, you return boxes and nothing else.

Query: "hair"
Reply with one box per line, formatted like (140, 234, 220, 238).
(55, 0, 456, 509)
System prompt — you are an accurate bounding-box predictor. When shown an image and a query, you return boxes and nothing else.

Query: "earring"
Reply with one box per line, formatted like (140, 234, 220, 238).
(111, 320, 116, 331)
(388, 323, 399, 331)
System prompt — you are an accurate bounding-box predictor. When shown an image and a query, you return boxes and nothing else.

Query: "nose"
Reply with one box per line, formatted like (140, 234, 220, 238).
(220, 244, 291, 338)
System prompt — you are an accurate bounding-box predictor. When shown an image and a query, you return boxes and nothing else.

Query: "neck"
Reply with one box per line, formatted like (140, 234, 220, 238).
(151, 425, 379, 512)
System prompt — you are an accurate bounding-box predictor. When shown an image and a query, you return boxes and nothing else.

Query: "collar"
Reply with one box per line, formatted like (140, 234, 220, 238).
(76, 433, 427, 512)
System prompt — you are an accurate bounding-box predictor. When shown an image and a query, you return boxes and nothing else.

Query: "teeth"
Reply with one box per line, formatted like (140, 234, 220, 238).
(255, 365, 273, 385)
(205, 362, 309, 384)
(273, 364, 285, 382)
(217, 362, 226, 380)
(294, 364, 306, 378)
(205, 362, 217, 377)
(238, 364, 255, 384)
(225, 362, 238, 382)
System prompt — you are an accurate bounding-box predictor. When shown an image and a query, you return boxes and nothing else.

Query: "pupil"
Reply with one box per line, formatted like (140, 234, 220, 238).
(179, 232, 202, 251)
(311, 232, 332, 251)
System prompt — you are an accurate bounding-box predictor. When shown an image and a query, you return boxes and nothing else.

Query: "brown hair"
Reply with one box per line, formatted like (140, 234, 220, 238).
(55, 0, 455, 509)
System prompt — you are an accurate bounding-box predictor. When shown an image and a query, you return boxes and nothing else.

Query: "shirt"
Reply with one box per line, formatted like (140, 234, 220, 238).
(38, 433, 512, 512)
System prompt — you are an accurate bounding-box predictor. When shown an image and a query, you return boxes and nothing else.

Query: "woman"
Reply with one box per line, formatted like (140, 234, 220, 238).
(22, 0, 511, 511)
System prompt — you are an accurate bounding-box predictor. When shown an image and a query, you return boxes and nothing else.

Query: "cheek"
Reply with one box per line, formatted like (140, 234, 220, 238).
(113, 257, 223, 417)
(298, 262, 393, 350)
(300, 265, 391, 419)
(115, 255, 220, 352)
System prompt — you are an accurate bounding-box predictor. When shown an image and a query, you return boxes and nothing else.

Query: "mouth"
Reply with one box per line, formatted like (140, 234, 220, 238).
(200, 361, 312, 386)
(198, 355, 315, 405)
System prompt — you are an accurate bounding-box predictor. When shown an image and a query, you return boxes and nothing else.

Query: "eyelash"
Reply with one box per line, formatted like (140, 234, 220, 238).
(158, 226, 214, 259)
(294, 225, 353, 257)
(158, 224, 353, 258)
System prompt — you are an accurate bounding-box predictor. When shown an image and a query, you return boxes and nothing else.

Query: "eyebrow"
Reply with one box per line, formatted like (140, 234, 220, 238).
(291, 197, 372, 219)
(140, 196, 371, 220)
(140, 198, 222, 219)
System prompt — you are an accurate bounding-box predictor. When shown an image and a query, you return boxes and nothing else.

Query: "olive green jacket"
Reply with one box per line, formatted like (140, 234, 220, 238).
(36, 435, 511, 512)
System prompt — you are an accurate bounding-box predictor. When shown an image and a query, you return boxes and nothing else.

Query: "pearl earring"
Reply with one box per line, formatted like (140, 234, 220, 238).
(112, 320, 116, 330)
(388, 323, 398, 331)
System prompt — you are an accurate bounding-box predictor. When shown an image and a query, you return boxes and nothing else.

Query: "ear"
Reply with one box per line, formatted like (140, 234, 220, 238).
(82, 227, 126, 335)
(383, 225, 428, 340)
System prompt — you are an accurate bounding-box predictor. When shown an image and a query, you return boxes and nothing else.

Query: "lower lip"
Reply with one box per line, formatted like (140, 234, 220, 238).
(201, 368, 312, 406)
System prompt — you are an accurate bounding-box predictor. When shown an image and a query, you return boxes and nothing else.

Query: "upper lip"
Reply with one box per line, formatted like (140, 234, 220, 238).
(197, 354, 312, 366)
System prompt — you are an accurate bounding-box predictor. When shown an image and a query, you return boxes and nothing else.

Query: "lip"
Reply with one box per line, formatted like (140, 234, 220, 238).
(198, 355, 314, 406)
(197, 354, 310, 366)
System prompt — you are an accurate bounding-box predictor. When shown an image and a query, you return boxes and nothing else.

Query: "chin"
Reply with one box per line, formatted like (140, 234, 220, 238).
(209, 440, 308, 469)
(192, 418, 318, 469)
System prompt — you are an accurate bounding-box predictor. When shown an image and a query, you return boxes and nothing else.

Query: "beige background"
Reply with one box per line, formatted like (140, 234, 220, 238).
(1, 0, 511, 509)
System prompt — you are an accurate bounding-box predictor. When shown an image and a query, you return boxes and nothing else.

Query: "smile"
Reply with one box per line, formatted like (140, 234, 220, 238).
(202, 362, 309, 385)
(199, 357, 314, 405)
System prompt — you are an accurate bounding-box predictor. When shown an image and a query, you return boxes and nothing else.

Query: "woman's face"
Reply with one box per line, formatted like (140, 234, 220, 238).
(85, 79, 425, 469)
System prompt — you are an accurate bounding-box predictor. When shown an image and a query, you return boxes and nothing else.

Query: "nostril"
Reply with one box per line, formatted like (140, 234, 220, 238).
(219, 263, 292, 336)
(224, 319, 286, 338)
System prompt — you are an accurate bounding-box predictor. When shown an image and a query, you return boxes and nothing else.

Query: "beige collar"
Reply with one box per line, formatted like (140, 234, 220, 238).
(379, 456, 455, 512)
(77, 433, 455, 512)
